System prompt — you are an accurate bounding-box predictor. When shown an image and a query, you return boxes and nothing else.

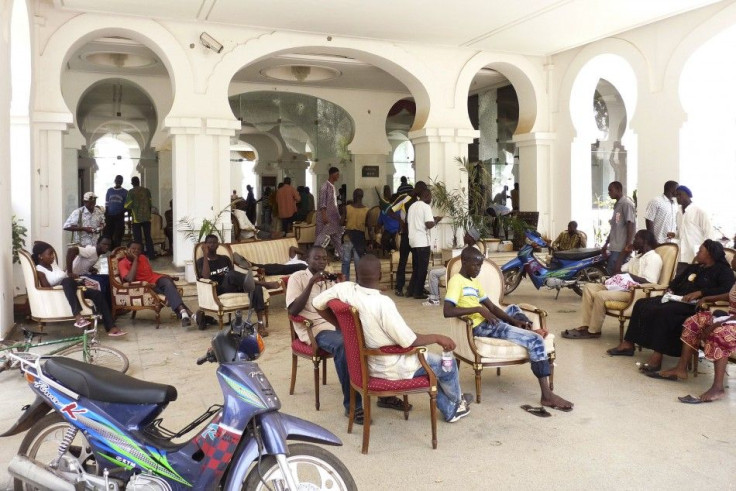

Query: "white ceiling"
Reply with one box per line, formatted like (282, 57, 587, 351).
(55, 0, 721, 56)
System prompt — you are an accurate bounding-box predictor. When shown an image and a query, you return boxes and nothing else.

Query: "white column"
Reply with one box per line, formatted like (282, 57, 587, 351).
(167, 118, 240, 267)
(514, 132, 555, 237)
(158, 149, 173, 216)
(409, 127, 478, 248)
(0, 24, 12, 336)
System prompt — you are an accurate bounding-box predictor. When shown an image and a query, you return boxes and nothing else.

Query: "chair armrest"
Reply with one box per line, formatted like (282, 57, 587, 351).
(642, 284, 668, 297)
(516, 303, 548, 318)
(377, 345, 416, 354)
(364, 346, 437, 385)
(289, 314, 311, 327)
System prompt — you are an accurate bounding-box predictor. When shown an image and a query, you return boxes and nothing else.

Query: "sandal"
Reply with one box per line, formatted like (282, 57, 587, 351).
(561, 328, 601, 339)
(377, 396, 413, 411)
(521, 405, 551, 418)
(637, 363, 661, 373)
(74, 318, 92, 329)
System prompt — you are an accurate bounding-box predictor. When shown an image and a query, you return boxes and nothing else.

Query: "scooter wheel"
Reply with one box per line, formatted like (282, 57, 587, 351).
(503, 268, 523, 295)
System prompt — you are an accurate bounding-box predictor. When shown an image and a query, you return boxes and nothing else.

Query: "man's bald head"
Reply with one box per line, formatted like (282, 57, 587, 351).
(356, 254, 382, 287)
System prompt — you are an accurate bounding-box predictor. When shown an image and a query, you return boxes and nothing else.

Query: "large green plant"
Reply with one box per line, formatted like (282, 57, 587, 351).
(179, 201, 237, 244)
(12, 216, 27, 264)
(431, 157, 491, 247)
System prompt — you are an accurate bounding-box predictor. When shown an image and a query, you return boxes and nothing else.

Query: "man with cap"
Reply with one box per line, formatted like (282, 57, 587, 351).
(423, 227, 481, 307)
(669, 185, 715, 268)
(63, 191, 106, 247)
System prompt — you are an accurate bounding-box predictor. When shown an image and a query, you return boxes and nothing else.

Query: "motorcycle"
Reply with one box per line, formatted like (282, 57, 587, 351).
(501, 230, 608, 298)
(1, 310, 357, 491)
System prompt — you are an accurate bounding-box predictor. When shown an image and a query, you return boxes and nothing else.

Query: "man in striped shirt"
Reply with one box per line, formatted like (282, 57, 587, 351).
(644, 180, 678, 244)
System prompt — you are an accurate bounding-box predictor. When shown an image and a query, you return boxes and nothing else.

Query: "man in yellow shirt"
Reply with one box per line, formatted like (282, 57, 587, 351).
(342, 188, 369, 280)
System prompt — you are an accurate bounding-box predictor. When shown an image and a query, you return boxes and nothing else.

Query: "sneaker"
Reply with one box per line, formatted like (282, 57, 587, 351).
(462, 393, 474, 406)
(448, 401, 470, 423)
(422, 299, 440, 307)
(181, 312, 191, 327)
(394, 289, 404, 297)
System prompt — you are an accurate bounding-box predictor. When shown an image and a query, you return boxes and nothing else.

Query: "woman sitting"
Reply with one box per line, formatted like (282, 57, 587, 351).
(607, 240, 734, 370)
(562, 229, 662, 339)
(652, 268, 736, 403)
(32, 241, 126, 336)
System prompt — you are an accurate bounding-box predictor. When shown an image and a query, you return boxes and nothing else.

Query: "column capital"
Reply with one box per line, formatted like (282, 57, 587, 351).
(32, 111, 73, 131)
(165, 117, 241, 136)
(409, 127, 478, 145)
(513, 132, 556, 147)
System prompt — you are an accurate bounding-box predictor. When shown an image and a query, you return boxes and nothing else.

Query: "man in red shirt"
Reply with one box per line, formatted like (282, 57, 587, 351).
(118, 241, 194, 327)
(276, 177, 301, 233)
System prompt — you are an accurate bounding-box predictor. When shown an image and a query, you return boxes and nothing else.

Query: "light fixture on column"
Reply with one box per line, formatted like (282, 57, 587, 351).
(200, 32, 223, 53)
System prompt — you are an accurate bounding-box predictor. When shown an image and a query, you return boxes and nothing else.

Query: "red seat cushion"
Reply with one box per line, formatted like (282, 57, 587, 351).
(367, 376, 430, 392)
(291, 338, 331, 358)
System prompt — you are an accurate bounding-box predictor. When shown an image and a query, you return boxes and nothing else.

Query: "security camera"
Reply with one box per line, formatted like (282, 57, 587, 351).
(200, 32, 223, 53)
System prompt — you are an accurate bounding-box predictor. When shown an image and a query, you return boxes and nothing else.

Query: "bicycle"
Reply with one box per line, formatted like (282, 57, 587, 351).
(0, 316, 129, 374)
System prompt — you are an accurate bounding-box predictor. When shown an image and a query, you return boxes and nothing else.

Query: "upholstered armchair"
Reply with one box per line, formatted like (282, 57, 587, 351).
(193, 242, 255, 328)
(327, 299, 438, 454)
(108, 246, 170, 328)
(150, 213, 167, 255)
(19, 249, 94, 329)
(446, 256, 554, 403)
(603, 243, 680, 341)
(293, 211, 316, 246)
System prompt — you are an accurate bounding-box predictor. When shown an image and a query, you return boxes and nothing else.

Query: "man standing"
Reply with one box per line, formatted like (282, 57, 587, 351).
(389, 181, 427, 296)
(245, 184, 257, 224)
(644, 180, 678, 244)
(601, 181, 636, 274)
(276, 177, 301, 233)
(124, 176, 155, 260)
(313, 255, 471, 424)
(671, 185, 714, 265)
(406, 188, 441, 299)
(63, 191, 105, 247)
(104, 175, 127, 248)
(445, 247, 573, 411)
(396, 176, 413, 195)
(510, 183, 520, 211)
(550, 221, 587, 251)
(314, 167, 343, 257)
(196, 234, 277, 336)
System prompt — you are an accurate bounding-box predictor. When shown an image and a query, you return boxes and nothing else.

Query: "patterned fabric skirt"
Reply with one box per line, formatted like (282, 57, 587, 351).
(681, 311, 736, 361)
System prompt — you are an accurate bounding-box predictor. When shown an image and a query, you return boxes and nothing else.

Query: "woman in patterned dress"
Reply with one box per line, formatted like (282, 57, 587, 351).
(655, 254, 736, 403)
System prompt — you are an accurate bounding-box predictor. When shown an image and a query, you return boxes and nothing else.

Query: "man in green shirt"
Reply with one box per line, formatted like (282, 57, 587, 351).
(124, 176, 155, 260)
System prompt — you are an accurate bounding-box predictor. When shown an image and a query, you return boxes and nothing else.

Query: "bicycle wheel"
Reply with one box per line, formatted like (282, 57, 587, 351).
(57, 344, 129, 373)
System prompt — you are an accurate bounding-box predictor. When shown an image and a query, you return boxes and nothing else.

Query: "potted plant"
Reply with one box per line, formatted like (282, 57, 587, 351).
(431, 157, 491, 250)
(12, 216, 27, 264)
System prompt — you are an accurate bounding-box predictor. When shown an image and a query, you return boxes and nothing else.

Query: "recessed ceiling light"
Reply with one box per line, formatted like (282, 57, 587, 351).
(83, 52, 158, 69)
(260, 65, 341, 83)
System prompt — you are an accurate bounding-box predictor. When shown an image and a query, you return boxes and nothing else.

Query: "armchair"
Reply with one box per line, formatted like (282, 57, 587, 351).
(603, 243, 680, 342)
(327, 299, 438, 454)
(446, 256, 554, 403)
(108, 247, 177, 329)
(150, 213, 167, 255)
(18, 248, 94, 329)
(193, 242, 254, 329)
(293, 211, 316, 247)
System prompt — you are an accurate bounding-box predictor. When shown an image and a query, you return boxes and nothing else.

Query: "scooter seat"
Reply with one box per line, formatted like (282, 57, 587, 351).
(43, 357, 177, 405)
(553, 248, 602, 261)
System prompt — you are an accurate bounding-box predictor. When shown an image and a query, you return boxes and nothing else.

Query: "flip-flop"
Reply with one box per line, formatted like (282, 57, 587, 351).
(637, 363, 661, 373)
(678, 395, 707, 404)
(74, 318, 91, 328)
(606, 347, 635, 356)
(376, 396, 413, 411)
(521, 405, 551, 418)
(645, 371, 680, 381)
(547, 405, 574, 412)
(108, 330, 128, 337)
(561, 329, 601, 339)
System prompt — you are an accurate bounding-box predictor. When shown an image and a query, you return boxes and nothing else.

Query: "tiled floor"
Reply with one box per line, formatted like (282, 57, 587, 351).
(1, 255, 734, 489)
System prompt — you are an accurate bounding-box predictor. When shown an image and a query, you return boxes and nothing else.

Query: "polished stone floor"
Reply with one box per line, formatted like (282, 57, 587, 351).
(1, 255, 734, 489)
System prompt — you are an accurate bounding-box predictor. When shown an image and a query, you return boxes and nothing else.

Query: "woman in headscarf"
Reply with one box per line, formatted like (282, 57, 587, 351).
(606, 240, 734, 371)
(31, 241, 125, 336)
(652, 253, 736, 402)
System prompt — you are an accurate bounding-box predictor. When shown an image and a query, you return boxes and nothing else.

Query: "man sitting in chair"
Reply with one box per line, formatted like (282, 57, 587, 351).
(550, 221, 587, 251)
(443, 247, 574, 411)
(313, 254, 471, 423)
(197, 234, 279, 337)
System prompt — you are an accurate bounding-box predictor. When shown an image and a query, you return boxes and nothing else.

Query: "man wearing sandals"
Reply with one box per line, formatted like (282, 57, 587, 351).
(286, 247, 410, 425)
(313, 254, 471, 423)
(444, 247, 574, 412)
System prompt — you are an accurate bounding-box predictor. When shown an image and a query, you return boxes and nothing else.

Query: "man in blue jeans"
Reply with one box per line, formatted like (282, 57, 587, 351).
(444, 247, 574, 412)
(286, 247, 409, 425)
(313, 254, 471, 424)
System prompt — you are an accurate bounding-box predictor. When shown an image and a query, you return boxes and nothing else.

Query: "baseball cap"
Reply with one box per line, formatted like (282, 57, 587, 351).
(467, 226, 481, 242)
(83, 191, 97, 201)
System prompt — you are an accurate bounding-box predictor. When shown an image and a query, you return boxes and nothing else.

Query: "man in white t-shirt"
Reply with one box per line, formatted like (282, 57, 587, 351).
(406, 188, 441, 299)
(670, 185, 715, 267)
(65, 236, 112, 306)
(313, 255, 471, 423)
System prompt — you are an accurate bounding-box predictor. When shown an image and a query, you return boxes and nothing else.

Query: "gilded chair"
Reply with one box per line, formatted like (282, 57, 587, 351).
(293, 211, 316, 247)
(446, 256, 554, 403)
(19, 248, 94, 329)
(327, 299, 438, 454)
(108, 246, 177, 328)
(150, 213, 167, 255)
(603, 243, 680, 342)
(193, 242, 255, 328)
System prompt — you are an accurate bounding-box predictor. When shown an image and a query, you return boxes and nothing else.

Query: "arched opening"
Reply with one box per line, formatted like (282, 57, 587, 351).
(679, 26, 736, 240)
(569, 54, 638, 244)
(89, 132, 141, 198)
(386, 99, 416, 193)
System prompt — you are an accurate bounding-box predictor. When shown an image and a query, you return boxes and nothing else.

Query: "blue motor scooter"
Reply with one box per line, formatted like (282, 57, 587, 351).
(501, 230, 608, 298)
(2, 310, 357, 491)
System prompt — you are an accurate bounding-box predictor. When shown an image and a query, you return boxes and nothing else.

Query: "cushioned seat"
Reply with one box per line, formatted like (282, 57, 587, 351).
(553, 248, 602, 260)
(473, 334, 556, 362)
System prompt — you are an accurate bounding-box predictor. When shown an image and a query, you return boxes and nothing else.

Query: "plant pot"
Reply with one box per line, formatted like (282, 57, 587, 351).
(441, 247, 464, 264)
(498, 241, 514, 252)
(482, 238, 501, 254)
(184, 260, 196, 283)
